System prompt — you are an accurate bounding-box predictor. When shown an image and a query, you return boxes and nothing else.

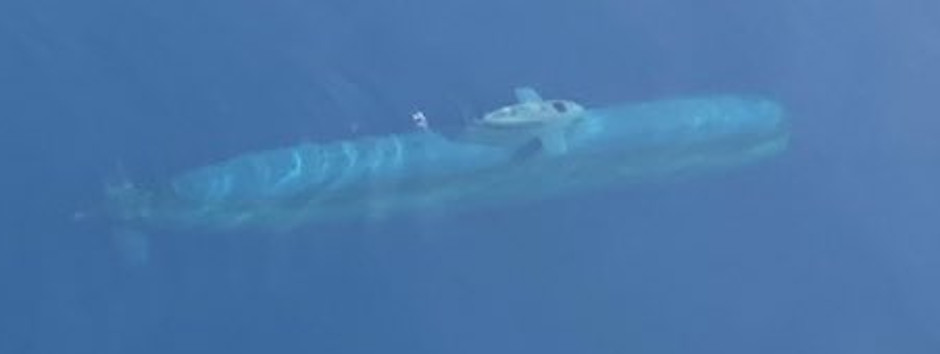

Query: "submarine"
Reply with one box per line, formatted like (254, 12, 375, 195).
(103, 87, 789, 234)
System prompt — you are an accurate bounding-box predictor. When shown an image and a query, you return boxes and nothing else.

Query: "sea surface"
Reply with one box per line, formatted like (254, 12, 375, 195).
(2, 0, 939, 353)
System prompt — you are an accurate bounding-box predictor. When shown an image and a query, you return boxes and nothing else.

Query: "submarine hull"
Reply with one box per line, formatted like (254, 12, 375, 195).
(108, 95, 788, 232)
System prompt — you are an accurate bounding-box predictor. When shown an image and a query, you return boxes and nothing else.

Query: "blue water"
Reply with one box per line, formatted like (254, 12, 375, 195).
(2, 0, 939, 353)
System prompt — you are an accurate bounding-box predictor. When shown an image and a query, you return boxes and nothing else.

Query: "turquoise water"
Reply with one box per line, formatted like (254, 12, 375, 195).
(2, 0, 939, 353)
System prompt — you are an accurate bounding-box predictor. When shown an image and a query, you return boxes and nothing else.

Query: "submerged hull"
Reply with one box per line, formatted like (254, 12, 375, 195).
(108, 94, 788, 232)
